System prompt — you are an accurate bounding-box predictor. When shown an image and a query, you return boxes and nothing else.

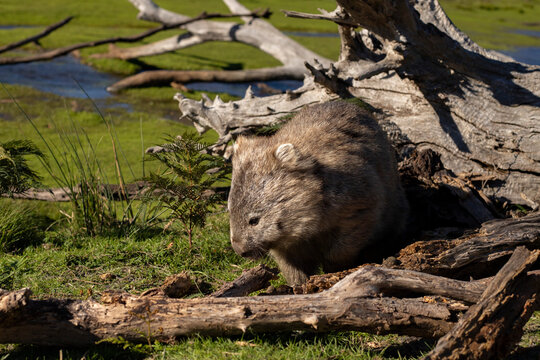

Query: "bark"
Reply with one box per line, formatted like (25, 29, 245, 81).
(211, 264, 278, 298)
(0, 17, 73, 54)
(0, 266, 478, 346)
(396, 211, 540, 279)
(103, 0, 332, 92)
(295, 265, 487, 304)
(424, 247, 540, 360)
(140, 272, 196, 298)
(175, 0, 540, 207)
(399, 148, 500, 231)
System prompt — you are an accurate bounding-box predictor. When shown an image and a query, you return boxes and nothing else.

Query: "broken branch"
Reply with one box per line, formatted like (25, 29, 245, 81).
(424, 247, 540, 360)
(281, 9, 358, 26)
(211, 264, 278, 298)
(0, 16, 73, 54)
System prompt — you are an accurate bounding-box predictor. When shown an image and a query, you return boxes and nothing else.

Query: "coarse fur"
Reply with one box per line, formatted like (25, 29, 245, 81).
(228, 101, 408, 285)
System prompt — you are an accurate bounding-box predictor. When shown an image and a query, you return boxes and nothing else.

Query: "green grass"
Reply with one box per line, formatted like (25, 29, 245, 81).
(440, 0, 540, 50)
(0, 83, 220, 186)
(0, 211, 249, 298)
(0, 200, 50, 253)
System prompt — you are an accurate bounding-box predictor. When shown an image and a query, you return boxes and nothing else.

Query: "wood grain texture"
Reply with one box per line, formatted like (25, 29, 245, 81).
(424, 247, 540, 360)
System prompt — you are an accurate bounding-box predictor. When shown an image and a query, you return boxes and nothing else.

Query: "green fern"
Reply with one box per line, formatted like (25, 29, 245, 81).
(145, 133, 230, 247)
(0, 140, 44, 196)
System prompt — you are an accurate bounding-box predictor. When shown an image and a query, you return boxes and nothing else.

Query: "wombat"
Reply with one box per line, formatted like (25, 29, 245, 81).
(228, 101, 408, 285)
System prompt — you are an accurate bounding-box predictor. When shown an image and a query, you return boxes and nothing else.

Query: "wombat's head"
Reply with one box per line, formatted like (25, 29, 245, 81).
(228, 136, 323, 259)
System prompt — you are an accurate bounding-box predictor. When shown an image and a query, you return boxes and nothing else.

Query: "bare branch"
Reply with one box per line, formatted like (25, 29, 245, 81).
(281, 9, 358, 26)
(0, 9, 271, 65)
(107, 66, 304, 93)
(0, 16, 73, 54)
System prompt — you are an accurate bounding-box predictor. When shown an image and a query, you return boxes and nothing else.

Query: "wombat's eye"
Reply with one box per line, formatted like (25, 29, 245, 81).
(248, 217, 260, 226)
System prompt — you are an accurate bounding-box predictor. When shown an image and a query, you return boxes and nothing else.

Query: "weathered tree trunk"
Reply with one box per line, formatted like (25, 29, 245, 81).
(424, 247, 540, 360)
(175, 0, 540, 207)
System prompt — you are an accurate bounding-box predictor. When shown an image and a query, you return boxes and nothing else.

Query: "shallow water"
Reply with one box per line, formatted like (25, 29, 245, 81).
(501, 47, 540, 66)
(0, 55, 119, 99)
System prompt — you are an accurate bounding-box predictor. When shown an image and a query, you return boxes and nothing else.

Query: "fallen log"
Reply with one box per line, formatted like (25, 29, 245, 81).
(294, 265, 487, 304)
(424, 247, 540, 360)
(6, 182, 149, 202)
(100, 0, 331, 92)
(0, 266, 473, 346)
(2, 251, 538, 348)
(106, 67, 304, 93)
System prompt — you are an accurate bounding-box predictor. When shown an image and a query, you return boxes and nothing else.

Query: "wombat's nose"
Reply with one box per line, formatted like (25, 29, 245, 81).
(230, 238, 244, 255)
(231, 239, 258, 258)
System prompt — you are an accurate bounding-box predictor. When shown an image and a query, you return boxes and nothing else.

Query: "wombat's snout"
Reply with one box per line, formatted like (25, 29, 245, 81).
(231, 236, 262, 259)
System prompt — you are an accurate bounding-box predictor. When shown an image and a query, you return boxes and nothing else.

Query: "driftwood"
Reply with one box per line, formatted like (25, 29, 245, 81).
(172, 0, 540, 208)
(424, 247, 540, 360)
(103, 0, 331, 92)
(0, 9, 271, 66)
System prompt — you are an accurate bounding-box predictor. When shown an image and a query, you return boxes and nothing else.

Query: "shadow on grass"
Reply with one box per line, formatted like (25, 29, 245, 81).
(1, 343, 149, 360)
(171, 331, 433, 358)
(381, 337, 435, 358)
(507, 345, 540, 360)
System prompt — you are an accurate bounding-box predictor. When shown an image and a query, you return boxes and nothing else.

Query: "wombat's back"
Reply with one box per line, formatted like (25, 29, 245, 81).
(229, 101, 408, 284)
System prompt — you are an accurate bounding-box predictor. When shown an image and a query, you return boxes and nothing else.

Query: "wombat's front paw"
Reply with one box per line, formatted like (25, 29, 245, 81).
(282, 267, 309, 286)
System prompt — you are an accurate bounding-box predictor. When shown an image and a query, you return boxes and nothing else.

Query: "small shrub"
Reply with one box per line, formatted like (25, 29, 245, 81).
(0, 201, 47, 253)
(144, 133, 230, 247)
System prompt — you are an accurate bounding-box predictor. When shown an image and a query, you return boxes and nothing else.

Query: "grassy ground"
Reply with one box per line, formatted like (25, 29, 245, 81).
(0, 0, 539, 359)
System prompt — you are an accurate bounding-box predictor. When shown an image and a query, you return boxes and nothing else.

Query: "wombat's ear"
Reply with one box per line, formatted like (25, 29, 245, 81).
(275, 143, 314, 170)
(233, 136, 246, 154)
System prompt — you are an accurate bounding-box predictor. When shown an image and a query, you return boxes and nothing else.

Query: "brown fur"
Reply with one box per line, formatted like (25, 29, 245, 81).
(228, 101, 408, 285)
